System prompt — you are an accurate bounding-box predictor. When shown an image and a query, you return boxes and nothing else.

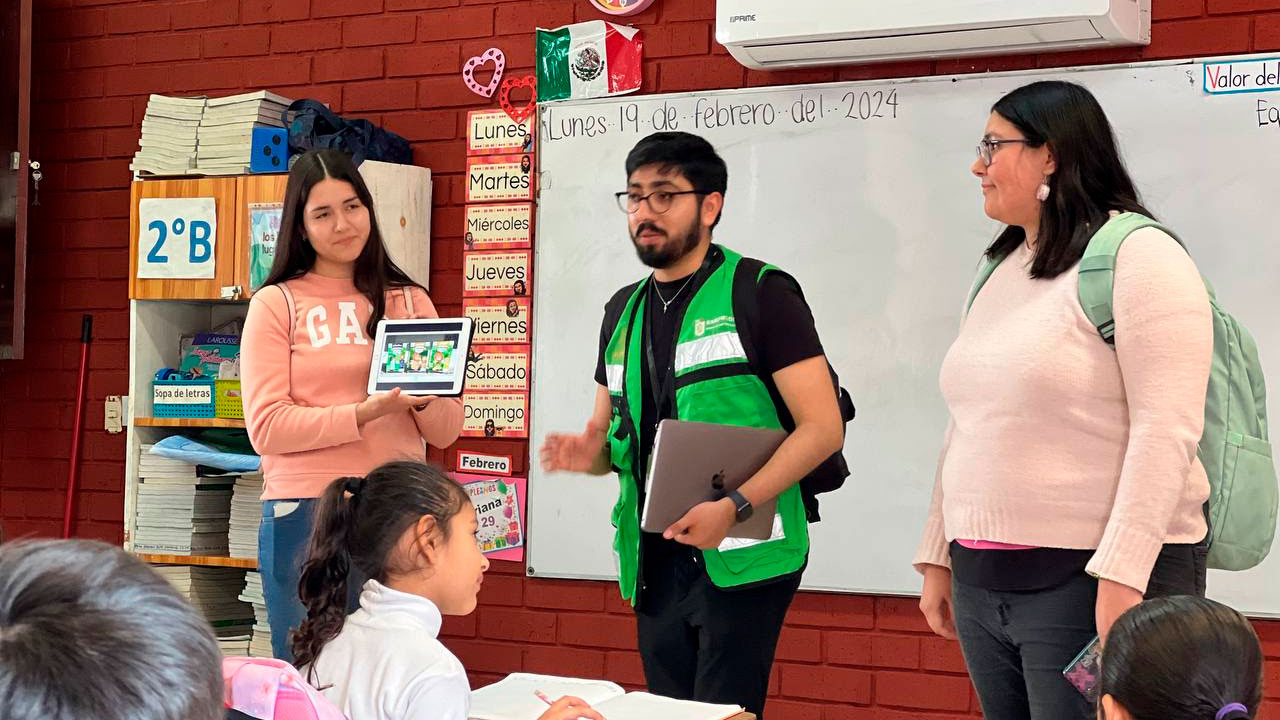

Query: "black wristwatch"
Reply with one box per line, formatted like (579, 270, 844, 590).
(726, 489, 753, 523)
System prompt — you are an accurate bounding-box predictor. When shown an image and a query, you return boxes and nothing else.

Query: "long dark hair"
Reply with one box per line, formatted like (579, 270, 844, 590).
(291, 461, 469, 677)
(261, 149, 420, 336)
(1101, 596, 1262, 720)
(984, 81, 1155, 278)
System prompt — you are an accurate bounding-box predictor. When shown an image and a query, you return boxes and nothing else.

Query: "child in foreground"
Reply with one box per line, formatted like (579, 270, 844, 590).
(292, 461, 604, 720)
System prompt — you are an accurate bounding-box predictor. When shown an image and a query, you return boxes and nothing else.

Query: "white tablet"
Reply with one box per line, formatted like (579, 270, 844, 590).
(367, 317, 475, 397)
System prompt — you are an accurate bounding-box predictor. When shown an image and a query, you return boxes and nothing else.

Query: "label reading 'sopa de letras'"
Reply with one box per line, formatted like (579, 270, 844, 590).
(463, 251, 530, 298)
(154, 385, 212, 404)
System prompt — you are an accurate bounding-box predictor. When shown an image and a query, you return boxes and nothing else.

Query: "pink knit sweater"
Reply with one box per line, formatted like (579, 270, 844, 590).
(241, 272, 463, 501)
(914, 227, 1212, 594)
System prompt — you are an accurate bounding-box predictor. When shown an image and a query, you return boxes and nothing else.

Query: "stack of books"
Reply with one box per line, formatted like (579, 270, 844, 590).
(194, 90, 292, 175)
(228, 472, 265, 560)
(131, 94, 205, 176)
(152, 565, 255, 651)
(132, 446, 233, 555)
(239, 571, 274, 657)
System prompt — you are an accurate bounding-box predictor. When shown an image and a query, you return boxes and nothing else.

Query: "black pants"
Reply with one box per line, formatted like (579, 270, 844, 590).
(634, 541, 801, 720)
(952, 542, 1207, 720)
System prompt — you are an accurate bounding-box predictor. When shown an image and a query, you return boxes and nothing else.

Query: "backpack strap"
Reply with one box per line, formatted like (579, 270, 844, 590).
(402, 286, 415, 317)
(731, 256, 791, 422)
(965, 253, 1006, 313)
(1078, 212, 1184, 345)
(276, 282, 297, 340)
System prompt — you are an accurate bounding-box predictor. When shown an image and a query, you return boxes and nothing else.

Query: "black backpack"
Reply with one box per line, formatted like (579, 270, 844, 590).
(732, 257, 855, 522)
(281, 99, 412, 166)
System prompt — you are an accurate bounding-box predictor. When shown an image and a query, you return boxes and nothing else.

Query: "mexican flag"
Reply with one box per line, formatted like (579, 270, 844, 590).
(536, 21, 643, 102)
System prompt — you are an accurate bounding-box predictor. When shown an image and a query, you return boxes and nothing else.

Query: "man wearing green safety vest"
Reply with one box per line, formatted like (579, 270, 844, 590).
(540, 132, 844, 720)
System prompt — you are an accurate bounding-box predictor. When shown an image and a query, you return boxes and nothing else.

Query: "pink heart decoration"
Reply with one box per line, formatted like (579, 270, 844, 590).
(499, 75, 538, 124)
(462, 48, 505, 98)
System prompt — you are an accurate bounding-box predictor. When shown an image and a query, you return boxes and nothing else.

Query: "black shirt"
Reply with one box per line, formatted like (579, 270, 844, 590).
(593, 251, 825, 603)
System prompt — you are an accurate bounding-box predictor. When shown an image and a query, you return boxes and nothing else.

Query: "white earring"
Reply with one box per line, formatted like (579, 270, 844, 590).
(1036, 180, 1051, 202)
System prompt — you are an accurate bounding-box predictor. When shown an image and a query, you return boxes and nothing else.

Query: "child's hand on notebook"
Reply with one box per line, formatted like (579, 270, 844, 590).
(537, 695, 606, 720)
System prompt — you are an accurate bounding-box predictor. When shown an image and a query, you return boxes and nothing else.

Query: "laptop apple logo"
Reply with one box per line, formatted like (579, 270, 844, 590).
(711, 470, 726, 492)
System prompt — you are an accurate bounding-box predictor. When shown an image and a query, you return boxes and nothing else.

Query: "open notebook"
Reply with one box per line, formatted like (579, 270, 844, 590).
(469, 673, 745, 720)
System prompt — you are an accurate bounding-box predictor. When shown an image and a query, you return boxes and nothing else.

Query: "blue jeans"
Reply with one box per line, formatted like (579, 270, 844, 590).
(259, 498, 317, 661)
(258, 499, 364, 661)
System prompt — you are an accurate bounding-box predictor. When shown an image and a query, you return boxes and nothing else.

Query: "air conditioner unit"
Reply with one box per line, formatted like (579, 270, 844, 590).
(716, 0, 1150, 70)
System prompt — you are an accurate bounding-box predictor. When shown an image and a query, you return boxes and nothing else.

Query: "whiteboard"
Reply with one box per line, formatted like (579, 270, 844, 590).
(527, 54, 1280, 617)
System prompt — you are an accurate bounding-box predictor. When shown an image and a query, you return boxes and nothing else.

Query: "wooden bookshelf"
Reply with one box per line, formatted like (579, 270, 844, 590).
(135, 553, 258, 569)
(134, 416, 245, 428)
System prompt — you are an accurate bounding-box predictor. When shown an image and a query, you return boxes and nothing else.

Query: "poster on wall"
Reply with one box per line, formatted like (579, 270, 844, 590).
(452, 472, 526, 561)
(467, 109, 536, 156)
(466, 154, 534, 203)
(461, 392, 528, 439)
(464, 203, 533, 251)
(248, 202, 283, 290)
(464, 297, 531, 345)
(463, 250, 531, 298)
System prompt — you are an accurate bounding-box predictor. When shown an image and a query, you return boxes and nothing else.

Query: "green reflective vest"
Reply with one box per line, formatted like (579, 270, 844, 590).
(603, 245, 809, 604)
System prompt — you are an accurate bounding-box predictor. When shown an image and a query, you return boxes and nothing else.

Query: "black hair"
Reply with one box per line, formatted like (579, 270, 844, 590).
(984, 81, 1154, 278)
(0, 539, 223, 720)
(291, 461, 469, 677)
(624, 131, 728, 228)
(261, 149, 421, 336)
(1101, 596, 1263, 720)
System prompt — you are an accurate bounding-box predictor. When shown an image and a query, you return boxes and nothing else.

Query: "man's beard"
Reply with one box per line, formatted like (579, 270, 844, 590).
(631, 215, 701, 269)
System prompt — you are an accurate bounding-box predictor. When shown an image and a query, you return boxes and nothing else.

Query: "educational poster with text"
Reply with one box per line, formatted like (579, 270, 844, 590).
(464, 297, 531, 344)
(461, 392, 528, 438)
(466, 154, 535, 203)
(453, 472, 526, 561)
(463, 250, 531, 298)
(464, 203, 533, 250)
(248, 202, 283, 290)
(467, 109, 536, 156)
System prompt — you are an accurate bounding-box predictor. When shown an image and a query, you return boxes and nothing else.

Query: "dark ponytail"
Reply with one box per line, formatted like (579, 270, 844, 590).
(291, 462, 468, 677)
(1100, 596, 1262, 720)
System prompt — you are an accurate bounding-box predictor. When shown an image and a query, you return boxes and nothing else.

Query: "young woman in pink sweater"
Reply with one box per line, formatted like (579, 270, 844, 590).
(914, 82, 1212, 720)
(241, 149, 463, 661)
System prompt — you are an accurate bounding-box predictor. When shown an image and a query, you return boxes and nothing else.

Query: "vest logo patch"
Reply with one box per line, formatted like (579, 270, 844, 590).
(694, 315, 734, 337)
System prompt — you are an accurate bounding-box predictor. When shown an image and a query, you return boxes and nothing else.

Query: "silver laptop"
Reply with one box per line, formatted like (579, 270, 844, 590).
(641, 419, 788, 541)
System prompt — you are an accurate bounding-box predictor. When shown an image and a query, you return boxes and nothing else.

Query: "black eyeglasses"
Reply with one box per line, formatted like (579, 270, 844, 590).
(976, 137, 1034, 166)
(614, 190, 708, 214)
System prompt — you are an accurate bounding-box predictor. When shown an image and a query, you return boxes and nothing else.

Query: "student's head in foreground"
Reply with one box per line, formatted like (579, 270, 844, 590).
(1099, 595, 1262, 720)
(0, 539, 224, 720)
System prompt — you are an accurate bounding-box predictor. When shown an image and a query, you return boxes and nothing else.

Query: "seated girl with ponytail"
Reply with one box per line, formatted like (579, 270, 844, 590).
(1100, 596, 1263, 720)
(291, 461, 604, 720)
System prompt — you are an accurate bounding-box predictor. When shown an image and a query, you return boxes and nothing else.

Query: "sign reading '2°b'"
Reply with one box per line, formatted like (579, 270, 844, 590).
(137, 197, 218, 279)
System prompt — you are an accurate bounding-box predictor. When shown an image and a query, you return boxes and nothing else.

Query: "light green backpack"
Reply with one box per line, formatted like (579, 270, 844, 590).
(967, 212, 1277, 571)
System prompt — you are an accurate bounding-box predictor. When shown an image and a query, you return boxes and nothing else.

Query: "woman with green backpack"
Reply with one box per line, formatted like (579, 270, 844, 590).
(912, 80, 1239, 720)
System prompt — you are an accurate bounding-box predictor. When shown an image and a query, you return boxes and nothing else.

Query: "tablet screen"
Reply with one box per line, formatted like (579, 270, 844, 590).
(368, 318, 474, 396)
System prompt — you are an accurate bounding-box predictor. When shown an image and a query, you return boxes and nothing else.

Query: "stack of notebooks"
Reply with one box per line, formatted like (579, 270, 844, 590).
(194, 90, 292, 175)
(228, 472, 265, 560)
(239, 571, 274, 657)
(152, 565, 255, 654)
(132, 446, 234, 555)
(131, 94, 205, 176)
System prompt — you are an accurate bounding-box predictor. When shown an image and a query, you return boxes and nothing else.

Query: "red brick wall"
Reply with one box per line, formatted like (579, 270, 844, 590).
(2, 0, 1278, 717)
